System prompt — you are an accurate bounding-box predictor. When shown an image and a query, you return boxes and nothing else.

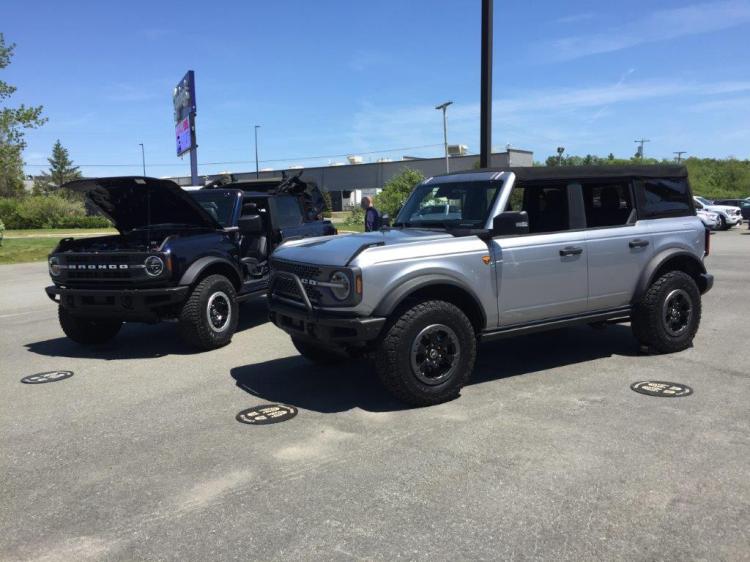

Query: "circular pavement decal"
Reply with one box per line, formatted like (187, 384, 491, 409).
(630, 381, 693, 398)
(21, 370, 74, 385)
(236, 404, 298, 425)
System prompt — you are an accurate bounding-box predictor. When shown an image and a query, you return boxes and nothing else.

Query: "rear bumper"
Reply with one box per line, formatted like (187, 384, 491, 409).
(45, 285, 189, 321)
(268, 300, 386, 346)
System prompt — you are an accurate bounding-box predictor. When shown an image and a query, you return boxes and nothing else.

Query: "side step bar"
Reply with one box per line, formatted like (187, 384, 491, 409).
(481, 307, 631, 342)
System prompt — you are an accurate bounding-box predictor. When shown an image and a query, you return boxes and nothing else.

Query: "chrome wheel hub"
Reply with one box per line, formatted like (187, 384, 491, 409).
(207, 291, 231, 333)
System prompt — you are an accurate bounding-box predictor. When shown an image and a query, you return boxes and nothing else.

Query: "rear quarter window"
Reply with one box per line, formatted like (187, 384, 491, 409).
(636, 178, 694, 218)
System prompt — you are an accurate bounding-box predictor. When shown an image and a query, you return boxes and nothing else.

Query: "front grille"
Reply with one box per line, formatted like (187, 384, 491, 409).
(67, 270, 131, 280)
(270, 259, 324, 304)
(58, 253, 148, 284)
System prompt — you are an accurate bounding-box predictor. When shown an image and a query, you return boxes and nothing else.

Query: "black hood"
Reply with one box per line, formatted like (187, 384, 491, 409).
(65, 176, 222, 232)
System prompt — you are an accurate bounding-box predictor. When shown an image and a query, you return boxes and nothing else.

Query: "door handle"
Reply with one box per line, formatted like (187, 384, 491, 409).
(559, 246, 583, 256)
(629, 239, 650, 248)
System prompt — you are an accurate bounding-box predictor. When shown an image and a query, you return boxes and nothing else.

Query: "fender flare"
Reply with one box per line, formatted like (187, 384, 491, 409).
(179, 256, 242, 288)
(373, 274, 487, 328)
(633, 248, 707, 301)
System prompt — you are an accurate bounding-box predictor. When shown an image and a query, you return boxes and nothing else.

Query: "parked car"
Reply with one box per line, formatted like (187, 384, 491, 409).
(45, 174, 335, 349)
(693, 196, 742, 230)
(695, 207, 720, 230)
(268, 165, 713, 406)
(712, 198, 750, 221)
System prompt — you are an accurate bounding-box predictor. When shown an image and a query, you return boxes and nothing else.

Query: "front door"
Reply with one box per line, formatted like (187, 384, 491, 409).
(493, 182, 588, 327)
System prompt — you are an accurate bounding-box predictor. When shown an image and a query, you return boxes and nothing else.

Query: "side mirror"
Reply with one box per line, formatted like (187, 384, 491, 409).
(238, 214, 263, 235)
(380, 214, 391, 227)
(492, 211, 529, 236)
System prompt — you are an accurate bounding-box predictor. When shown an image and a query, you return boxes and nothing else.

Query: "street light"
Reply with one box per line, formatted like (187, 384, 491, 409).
(138, 143, 146, 176)
(435, 101, 453, 173)
(254, 125, 261, 179)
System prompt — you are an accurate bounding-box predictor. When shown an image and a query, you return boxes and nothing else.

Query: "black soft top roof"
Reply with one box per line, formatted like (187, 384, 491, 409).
(439, 165, 688, 182)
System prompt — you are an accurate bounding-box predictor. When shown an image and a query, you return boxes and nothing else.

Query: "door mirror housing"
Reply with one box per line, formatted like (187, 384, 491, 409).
(492, 211, 529, 236)
(238, 214, 263, 235)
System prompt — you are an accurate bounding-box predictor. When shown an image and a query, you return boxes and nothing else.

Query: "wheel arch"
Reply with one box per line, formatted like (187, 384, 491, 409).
(179, 256, 242, 290)
(634, 249, 708, 302)
(373, 275, 486, 334)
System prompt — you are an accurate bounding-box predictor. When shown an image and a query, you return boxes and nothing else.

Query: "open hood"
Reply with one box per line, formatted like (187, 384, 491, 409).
(65, 176, 222, 232)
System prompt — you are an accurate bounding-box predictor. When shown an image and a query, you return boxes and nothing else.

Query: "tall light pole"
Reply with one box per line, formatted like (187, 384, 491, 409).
(254, 125, 261, 179)
(479, 0, 493, 168)
(435, 101, 453, 173)
(138, 143, 146, 176)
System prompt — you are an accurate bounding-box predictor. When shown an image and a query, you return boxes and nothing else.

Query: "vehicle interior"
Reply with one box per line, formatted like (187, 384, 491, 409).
(239, 196, 269, 278)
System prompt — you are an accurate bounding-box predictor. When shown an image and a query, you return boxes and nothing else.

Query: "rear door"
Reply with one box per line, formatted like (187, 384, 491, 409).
(583, 181, 653, 311)
(494, 181, 589, 326)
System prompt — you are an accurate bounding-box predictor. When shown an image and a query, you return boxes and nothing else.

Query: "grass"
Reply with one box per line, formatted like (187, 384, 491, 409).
(0, 237, 60, 264)
(0, 228, 115, 264)
(5, 228, 116, 238)
(338, 223, 365, 232)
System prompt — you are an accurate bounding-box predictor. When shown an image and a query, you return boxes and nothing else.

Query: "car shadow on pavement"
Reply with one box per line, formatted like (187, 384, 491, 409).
(24, 299, 270, 360)
(231, 324, 641, 413)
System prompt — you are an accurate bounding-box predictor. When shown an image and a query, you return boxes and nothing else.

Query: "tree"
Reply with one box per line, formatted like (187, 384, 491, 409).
(375, 168, 425, 217)
(0, 33, 46, 197)
(33, 140, 82, 196)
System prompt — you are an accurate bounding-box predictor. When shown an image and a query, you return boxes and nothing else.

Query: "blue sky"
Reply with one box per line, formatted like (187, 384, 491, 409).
(3, 0, 750, 178)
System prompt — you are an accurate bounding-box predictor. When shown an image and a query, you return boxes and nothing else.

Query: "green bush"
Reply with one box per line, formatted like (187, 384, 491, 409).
(343, 207, 365, 226)
(0, 195, 111, 229)
(375, 168, 425, 218)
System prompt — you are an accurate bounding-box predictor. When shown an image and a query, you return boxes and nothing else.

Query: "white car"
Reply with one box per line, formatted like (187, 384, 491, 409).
(696, 208, 720, 230)
(693, 196, 742, 230)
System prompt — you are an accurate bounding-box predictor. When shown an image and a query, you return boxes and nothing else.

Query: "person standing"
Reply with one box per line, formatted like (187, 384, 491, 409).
(361, 196, 381, 232)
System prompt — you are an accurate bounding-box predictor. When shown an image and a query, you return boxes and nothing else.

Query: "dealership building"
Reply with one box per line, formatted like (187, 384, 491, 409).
(168, 148, 533, 211)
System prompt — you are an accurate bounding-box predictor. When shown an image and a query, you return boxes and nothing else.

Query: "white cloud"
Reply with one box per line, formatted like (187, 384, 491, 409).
(545, 1, 750, 60)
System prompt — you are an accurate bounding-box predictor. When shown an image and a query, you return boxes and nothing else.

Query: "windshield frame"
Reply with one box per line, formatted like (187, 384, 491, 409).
(188, 189, 242, 228)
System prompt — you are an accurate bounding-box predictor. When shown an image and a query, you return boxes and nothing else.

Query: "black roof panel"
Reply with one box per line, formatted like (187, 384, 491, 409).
(436, 165, 688, 182)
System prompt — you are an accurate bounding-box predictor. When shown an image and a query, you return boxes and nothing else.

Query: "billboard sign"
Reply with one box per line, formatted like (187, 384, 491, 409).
(175, 115, 193, 156)
(172, 70, 196, 123)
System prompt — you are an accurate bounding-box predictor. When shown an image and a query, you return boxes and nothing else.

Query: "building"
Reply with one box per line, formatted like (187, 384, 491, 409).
(168, 148, 533, 211)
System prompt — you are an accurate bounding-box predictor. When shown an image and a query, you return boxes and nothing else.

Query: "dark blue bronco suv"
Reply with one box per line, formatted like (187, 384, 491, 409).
(45, 174, 335, 350)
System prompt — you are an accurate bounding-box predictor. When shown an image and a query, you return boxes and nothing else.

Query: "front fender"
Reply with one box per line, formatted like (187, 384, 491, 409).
(178, 256, 242, 287)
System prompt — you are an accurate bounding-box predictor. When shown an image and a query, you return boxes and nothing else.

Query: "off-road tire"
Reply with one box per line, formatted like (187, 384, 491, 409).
(58, 307, 122, 345)
(292, 337, 346, 364)
(178, 274, 238, 350)
(374, 300, 476, 407)
(631, 271, 701, 354)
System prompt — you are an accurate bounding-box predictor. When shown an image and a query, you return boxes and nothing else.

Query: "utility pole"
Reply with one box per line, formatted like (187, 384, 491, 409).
(138, 143, 146, 176)
(634, 138, 650, 159)
(556, 146, 565, 166)
(435, 101, 453, 173)
(254, 125, 261, 179)
(674, 151, 687, 163)
(479, 0, 493, 168)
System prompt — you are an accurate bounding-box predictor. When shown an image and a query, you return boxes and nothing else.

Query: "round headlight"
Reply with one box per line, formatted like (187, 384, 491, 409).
(144, 255, 165, 277)
(329, 271, 351, 301)
(49, 256, 61, 277)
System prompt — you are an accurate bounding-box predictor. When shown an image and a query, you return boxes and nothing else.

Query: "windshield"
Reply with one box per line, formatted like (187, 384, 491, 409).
(695, 196, 712, 205)
(189, 190, 237, 227)
(395, 181, 502, 228)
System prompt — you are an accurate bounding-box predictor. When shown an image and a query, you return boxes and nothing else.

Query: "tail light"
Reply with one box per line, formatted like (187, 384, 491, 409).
(704, 228, 710, 257)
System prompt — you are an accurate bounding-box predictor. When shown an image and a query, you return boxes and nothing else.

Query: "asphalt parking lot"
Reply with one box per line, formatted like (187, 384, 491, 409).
(1, 229, 748, 561)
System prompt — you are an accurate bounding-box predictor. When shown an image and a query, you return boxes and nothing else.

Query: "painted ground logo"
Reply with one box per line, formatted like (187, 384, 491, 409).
(630, 381, 693, 398)
(236, 404, 298, 425)
(21, 371, 74, 384)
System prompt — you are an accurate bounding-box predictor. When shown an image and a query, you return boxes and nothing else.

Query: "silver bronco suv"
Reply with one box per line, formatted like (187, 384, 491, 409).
(268, 165, 713, 406)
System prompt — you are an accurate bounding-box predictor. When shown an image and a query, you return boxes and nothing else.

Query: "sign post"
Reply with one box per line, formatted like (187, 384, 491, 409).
(173, 70, 198, 185)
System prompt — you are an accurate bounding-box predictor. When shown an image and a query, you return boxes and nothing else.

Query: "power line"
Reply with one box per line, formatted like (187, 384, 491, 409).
(22, 143, 445, 168)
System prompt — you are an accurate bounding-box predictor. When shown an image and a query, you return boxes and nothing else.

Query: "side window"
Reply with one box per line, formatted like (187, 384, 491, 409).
(638, 178, 693, 218)
(582, 183, 634, 228)
(505, 183, 569, 234)
(275, 197, 303, 228)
